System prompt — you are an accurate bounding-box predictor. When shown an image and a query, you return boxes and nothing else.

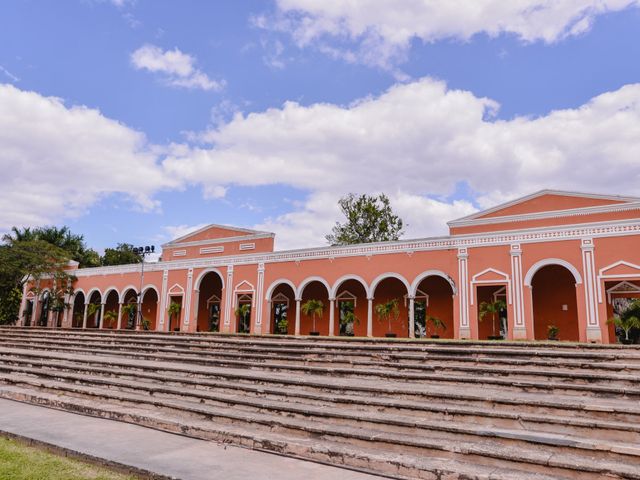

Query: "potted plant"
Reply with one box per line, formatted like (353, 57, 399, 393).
(235, 304, 252, 334)
(339, 309, 359, 337)
(426, 315, 446, 339)
(608, 315, 640, 344)
(479, 299, 507, 340)
(103, 310, 118, 329)
(276, 316, 288, 335)
(375, 298, 400, 338)
(547, 324, 560, 341)
(86, 303, 101, 328)
(301, 299, 324, 336)
(141, 317, 151, 331)
(167, 302, 181, 332)
(121, 303, 137, 329)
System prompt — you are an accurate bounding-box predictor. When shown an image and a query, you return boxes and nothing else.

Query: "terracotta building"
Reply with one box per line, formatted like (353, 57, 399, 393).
(19, 190, 640, 343)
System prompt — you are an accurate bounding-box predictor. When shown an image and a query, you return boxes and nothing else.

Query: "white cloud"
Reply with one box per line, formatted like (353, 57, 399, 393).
(0, 83, 175, 232)
(130, 44, 224, 92)
(163, 78, 640, 249)
(260, 0, 640, 69)
(161, 223, 210, 243)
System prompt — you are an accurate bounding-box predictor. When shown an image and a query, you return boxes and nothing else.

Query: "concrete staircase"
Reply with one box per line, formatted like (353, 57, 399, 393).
(0, 327, 639, 479)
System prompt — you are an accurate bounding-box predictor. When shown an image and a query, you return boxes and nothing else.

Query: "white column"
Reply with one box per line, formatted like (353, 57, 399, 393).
(99, 303, 106, 329)
(31, 281, 40, 327)
(18, 282, 29, 326)
(408, 296, 415, 338)
(183, 268, 194, 330)
(581, 238, 602, 342)
(116, 302, 123, 330)
(367, 298, 373, 337)
(510, 244, 527, 340)
(294, 299, 301, 336)
(159, 270, 169, 331)
(82, 302, 89, 329)
(223, 265, 234, 329)
(255, 263, 265, 334)
(328, 298, 336, 336)
(457, 248, 471, 339)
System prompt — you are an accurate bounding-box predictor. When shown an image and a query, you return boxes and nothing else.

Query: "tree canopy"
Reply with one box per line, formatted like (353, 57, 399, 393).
(326, 193, 404, 246)
(101, 243, 142, 266)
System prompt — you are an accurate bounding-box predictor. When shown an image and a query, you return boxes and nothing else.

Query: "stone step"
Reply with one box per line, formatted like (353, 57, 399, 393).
(0, 385, 577, 480)
(3, 333, 640, 373)
(1, 342, 638, 398)
(5, 351, 640, 430)
(3, 359, 639, 445)
(1, 376, 638, 480)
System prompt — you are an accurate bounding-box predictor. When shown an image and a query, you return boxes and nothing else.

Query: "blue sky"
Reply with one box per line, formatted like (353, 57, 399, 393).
(2, 1, 640, 252)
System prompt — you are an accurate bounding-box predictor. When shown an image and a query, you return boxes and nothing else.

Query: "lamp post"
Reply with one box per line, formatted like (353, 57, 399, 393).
(133, 245, 155, 330)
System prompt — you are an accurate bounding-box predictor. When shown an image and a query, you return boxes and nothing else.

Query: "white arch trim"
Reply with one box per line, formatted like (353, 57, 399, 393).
(410, 270, 457, 296)
(102, 287, 120, 301)
(297, 276, 331, 300)
(194, 268, 225, 292)
(71, 288, 86, 300)
(119, 285, 138, 303)
(86, 288, 102, 302)
(524, 258, 583, 287)
(370, 272, 411, 298)
(330, 274, 371, 298)
(141, 284, 160, 301)
(265, 279, 297, 301)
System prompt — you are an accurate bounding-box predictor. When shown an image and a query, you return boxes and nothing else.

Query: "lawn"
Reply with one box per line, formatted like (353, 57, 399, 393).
(0, 436, 139, 480)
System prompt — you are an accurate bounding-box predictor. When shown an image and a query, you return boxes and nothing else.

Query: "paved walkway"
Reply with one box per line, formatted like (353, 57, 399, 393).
(0, 398, 384, 480)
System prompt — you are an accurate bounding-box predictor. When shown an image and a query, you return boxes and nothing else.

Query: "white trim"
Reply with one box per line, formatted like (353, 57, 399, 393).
(297, 276, 331, 300)
(597, 260, 640, 303)
(470, 268, 512, 305)
(265, 279, 297, 301)
(172, 250, 187, 257)
(370, 272, 411, 296)
(524, 259, 583, 287)
(239, 243, 256, 251)
(410, 270, 456, 296)
(119, 285, 138, 303)
(200, 246, 224, 254)
(86, 288, 102, 302)
(271, 292, 290, 306)
(72, 218, 640, 278)
(330, 275, 370, 298)
(233, 280, 255, 308)
(102, 287, 120, 302)
(167, 283, 185, 295)
(336, 289, 358, 307)
(194, 268, 226, 292)
(71, 288, 86, 300)
(606, 281, 640, 304)
(141, 284, 160, 301)
(163, 223, 273, 246)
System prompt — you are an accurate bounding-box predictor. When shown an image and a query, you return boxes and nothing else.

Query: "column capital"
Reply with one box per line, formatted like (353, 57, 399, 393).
(329, 297, 336, 302)
(510, 243, 522, 256)
(581, 238, 595, 251)
(457, 247, 469, 259)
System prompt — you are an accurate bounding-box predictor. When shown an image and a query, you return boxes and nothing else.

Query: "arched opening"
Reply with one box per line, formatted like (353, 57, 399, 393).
(477, 285, 508, 340)
(299, 280, 330, 336)
(86, 290, 102, 328)
(38, 291, 51, 327)
(269, 283, 296, 335)
(334, 279, 368, 337)
(103, 290, 119, 329)
(141, 288, 159, 331)
(413, 275, 455, 339)
(531, 264, 579, 341)
(372, 276, 410, 338)
(71, 292, 85, 328)
(196, 272, 224, 332)
(120, 288, 138, 330)
(236, 293, 252, 334)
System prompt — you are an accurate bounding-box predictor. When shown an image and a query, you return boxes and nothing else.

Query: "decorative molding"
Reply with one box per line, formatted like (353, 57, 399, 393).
(172, 250, 187, 257)
(239, 243, 256, 251)
(606, 281, 640, 304)
(200, 246, 224, 254)
(470, 268, 512, 305)
(164, 232, 273, 249)
(510, 244, 526, 328)
(524, 259, 583, 287)
(597, 260, 640, 303)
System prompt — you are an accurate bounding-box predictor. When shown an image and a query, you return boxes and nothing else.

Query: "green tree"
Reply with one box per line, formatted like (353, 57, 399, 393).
(375, 298, 400, 333)
(479, 299, 507, 339)
(608, 299, 640, 342)
(326, 193, 404, 246)
(101, 243, 141, 266)
(301, 299, 324, 333)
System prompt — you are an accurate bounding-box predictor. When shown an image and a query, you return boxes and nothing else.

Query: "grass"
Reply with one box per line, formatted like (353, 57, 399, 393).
(0, 436, 139, 480)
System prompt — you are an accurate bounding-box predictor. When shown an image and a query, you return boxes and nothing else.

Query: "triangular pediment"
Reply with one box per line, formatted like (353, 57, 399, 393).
(451, 190, 638, 224)
(166, 224, 272, 246)
(472, 268, 509, 283)
(600, 261, 640, 277)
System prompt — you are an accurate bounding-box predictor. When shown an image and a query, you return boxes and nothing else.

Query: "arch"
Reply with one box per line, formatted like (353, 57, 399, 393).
(370, 272, 411, 297)
(410, 270, 456, 296)
(86, 288, 101, 302)
(330, 275, 371, 298)
(119, 285, 138, 303)
(71, 288, 86, 300)
(194, 268, 225, 292)
(297, 276, 331, 300)
(524, 259, 582, 287)
(265, 279, 298, 301)
(141, 284, 160, 302)
(102, 287, 119, 301)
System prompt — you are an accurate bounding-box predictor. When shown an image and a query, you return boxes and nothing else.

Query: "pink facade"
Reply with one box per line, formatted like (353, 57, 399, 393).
(19, 190, 640, 343)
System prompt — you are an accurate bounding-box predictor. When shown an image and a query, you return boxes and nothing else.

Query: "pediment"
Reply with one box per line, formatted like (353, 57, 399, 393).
(607, 281, 640, 294)
(168, 283, 185, 295)
(472, 268, 509, 283)
(234, 280, 255, 292)
(169, 224, 270, 245)
(600, 261, 640, 277)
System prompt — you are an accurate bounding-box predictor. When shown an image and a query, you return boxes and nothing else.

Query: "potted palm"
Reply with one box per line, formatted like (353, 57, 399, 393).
(167, 302, 181, 332)
(103, 310, 118, 329)
(86, 303, 101, 328)
(608, 315, 640, 344)
(276, 316, 288, 335)
(235, 304, 252, 334)
(547, 324, 560, 341)
(426, 315, 446, 339)
(376, 298, 400, 337)
(301, 299, 323, 336)
(339, 309, 359, 337)
(121, 303, 137, 329)
(479, 299, 506, 340)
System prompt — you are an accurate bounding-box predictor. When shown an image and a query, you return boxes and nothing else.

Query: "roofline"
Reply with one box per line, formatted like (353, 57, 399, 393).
(162, 223, 275, 247)
(449, 189, 640, 225)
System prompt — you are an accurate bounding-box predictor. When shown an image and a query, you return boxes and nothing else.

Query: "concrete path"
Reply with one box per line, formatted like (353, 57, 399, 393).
(0, 398, 384, 480)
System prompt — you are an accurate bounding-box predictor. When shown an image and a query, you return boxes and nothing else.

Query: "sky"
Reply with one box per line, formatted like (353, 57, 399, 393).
(1, 0, 640, 253)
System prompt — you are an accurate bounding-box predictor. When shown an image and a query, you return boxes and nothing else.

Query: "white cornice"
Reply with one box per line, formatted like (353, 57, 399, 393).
(73, 218, 640, 278)
(163, 232, 274, 249)
(448, 200, 640, 227)
(450, 189, 640, 225)
(162, 223, 274, 247)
